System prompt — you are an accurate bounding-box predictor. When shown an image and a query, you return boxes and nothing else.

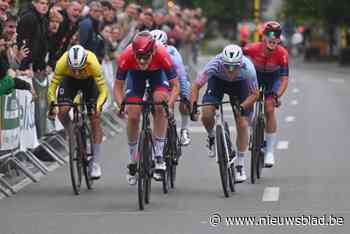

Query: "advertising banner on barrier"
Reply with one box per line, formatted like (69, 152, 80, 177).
(0, 90, 20, 151)
(17, 76, 39, 150)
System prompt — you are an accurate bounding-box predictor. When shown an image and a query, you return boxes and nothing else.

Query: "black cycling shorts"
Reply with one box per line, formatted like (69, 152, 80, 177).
(57, 77, 98, 104)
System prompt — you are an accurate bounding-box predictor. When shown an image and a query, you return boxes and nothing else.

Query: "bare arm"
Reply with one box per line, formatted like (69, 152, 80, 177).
(277, 76, 288, 97)
(168, 78, 180, 107)
(113, 79, 125, 107)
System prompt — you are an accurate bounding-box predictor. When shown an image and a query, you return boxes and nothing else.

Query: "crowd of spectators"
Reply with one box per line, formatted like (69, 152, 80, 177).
(0, 0, 206, 139)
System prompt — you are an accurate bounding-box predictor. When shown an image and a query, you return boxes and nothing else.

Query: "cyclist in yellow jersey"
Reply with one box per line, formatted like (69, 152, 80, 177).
(48, 45, 108, 179)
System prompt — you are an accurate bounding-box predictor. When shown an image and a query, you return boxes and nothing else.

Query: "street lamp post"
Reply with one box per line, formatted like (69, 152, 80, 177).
(254, 0, 261, 42)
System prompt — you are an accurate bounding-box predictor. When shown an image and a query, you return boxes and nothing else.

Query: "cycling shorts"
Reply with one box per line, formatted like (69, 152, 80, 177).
(57, 77, 98, 104)
(125, 70, 170, 101)
(202, 76, 252, 117)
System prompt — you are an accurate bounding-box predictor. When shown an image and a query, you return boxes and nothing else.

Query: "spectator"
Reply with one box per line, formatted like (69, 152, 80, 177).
(0, 0, 10, 23)
(79, 0, 89, 17)
(56, 0, 70, 11)
(48, 1, 82, 68)
(101, 0, 116, 26)
(0, 35, 34, 96)
(3, 13, 30, 70)
(137, 9, 155, 31)
(117, 3, 141, 51)
(17, 0, 49, 72)
(79, 1, 105, 62)
(17, 0, 49, 138)
(47, 8, 63, 69)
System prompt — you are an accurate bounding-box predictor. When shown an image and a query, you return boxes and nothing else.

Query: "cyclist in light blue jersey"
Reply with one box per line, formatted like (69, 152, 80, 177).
(151, 29, 192, 146)
(191, 44, 259, 182)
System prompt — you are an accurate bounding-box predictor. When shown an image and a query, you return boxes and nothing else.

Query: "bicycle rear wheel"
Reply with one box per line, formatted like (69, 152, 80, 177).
(81, 123, 93, 189)
(224, 122, 235, 193)
(69, 128, 82, 195)
(216, 125, 229, 198)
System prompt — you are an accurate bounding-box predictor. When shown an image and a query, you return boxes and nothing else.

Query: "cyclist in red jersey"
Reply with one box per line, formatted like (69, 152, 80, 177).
(243, 21, 289, 168)
(113, 31, 180, 185)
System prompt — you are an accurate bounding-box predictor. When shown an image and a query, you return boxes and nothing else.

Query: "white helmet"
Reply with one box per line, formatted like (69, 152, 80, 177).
(150, 29, 168, 45)
(221, 44, 243, 65)
(67, 45, 88, 69)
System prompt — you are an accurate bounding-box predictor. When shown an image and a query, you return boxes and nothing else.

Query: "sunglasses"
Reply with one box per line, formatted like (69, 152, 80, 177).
(265, 30, 281, 39)
(135, 52, 152, 61)
(223, 63, 241, 72)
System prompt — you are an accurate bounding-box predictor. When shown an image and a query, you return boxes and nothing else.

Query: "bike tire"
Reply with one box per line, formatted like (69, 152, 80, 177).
(69, 128, 82, 195)
(224, 122, 235, 193)
(216, 125, 229, 198)
(170, 125, 178, 189)
(137, 132, 146, 210)
(144, 137, 152, 204)
(250, 118, 259, 184)
(256, 117, 265, 179)
(82, 124, 93, 190)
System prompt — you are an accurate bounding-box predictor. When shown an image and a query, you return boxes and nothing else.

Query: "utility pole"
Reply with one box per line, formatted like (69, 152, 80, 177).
(254, 0, 261, 42)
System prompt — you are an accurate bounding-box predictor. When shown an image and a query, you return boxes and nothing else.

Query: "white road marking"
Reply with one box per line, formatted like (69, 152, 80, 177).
(285, 116, 295, 123)
(328, 78, 345, 84)
(262, 187, 280, 202)
(292, 88, 300, 93)
(291, 100, 298, 106)
(276, 141, 289, 150)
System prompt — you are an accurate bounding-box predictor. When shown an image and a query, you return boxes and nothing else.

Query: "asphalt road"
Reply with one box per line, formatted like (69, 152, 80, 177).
(0, 57, 349, 234)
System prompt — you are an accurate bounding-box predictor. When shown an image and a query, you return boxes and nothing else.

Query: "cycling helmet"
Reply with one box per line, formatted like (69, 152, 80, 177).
(263, 21, 282, 38)
(221, 44, 243, 65)
(132, 31, 156, 56)
(150, 29, 168, 45)
(67, 45, 87, 69)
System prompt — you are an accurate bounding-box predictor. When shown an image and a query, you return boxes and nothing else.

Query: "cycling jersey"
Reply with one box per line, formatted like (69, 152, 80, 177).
(48, 50, 108, 110)
(195, 55, 258, 117)
(243, 42, 288, 94)
(116, 44, 177, 101)
(195, 55, 258, 90)
(166, 45, 190, 98)
(116, 44, 177, 81)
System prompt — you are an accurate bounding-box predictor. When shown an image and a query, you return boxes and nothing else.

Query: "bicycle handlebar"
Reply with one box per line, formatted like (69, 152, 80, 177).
(119, 100, 170, 117)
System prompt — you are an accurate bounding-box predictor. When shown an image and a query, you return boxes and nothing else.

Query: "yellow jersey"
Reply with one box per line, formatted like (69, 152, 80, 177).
(48, 50, 108, 110)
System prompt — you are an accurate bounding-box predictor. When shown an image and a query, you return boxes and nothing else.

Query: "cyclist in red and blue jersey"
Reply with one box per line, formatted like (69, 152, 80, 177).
(113, 31, 180, 185)
(243, 21, 289, 168)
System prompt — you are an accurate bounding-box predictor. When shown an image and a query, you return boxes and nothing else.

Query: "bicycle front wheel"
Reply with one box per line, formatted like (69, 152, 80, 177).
(224, 122, 235, 193)
(69, 129, 82, 195)
(216, 125, 229, 198)
(138, 131, 152, 210)
(256, 117, 265, 179)
(250, 119, 259, 184)
(81, 123, 93, 190)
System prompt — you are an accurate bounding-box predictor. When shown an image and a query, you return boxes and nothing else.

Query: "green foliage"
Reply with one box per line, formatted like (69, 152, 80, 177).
(178, 0, 251, 24)
(282, 0, 350, 26)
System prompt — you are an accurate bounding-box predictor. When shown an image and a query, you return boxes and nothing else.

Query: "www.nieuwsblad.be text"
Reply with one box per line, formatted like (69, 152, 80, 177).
(208, 213, 344, 227)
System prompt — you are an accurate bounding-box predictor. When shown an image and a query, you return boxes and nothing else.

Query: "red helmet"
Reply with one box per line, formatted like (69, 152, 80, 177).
(132, 31, 156, 56)
(263, 21, 282, 38)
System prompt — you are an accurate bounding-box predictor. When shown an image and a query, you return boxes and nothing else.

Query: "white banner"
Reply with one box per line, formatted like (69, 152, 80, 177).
(102, 60, 116, 110)
(16, 76, 39, 150)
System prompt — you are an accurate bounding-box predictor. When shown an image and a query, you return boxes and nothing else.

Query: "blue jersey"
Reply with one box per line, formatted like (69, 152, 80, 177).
(195, 54, 258, 92)
(167, 45, 190, 98)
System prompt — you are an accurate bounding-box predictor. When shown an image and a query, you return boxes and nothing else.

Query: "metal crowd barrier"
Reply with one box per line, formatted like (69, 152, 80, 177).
(0, 108, 125, 198)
